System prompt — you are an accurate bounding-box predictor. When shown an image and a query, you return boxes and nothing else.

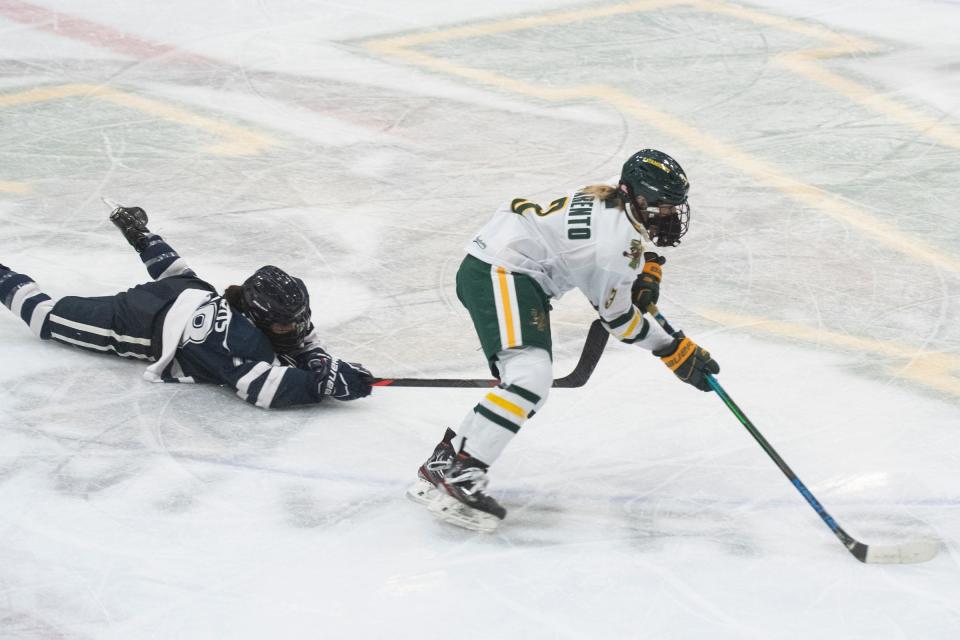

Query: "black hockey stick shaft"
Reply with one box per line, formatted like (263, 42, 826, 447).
(372, 319, 609, 388)
(647, 305, 870, 562)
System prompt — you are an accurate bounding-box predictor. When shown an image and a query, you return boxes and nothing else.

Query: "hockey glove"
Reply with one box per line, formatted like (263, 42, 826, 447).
(321, 359, 373, 401)
(279, 345, 330, 371)
(653, 333, 720, 392)
(632, 252, 664, 311)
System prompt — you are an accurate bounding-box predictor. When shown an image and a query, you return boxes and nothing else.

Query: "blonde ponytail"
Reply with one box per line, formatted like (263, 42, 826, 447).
(581, 184, 623, 209)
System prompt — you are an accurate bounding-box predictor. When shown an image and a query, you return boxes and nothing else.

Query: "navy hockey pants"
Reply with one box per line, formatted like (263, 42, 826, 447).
(47, 276, 216, 360)
(2, 232, 215, 360)
(1, 266, 214, 361)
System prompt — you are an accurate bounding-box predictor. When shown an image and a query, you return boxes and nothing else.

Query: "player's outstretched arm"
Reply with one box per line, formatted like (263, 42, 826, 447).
(212, 349, 373, 409)
(278, 346, 374, 402)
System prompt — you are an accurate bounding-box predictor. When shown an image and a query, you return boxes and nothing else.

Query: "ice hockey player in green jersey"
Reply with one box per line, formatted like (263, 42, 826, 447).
(408, 149, 720, 532)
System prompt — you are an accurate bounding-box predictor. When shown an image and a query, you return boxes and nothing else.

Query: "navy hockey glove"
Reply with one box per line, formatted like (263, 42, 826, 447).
(653, 333, 719, 392)
(631, 252, 664, 311)
(321, 359, 373, 401)
(281, 343, 372, 400)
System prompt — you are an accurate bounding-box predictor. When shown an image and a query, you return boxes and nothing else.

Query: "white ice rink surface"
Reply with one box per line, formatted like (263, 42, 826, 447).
(1, 1, 960, 638)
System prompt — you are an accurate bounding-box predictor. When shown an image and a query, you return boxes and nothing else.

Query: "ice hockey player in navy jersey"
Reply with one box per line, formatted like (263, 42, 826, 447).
(408, 149, 720, 532)
(0, 204, 373, 409)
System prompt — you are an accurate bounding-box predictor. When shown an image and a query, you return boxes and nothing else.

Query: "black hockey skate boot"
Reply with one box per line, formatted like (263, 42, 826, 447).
(406, 428, 456, 505)
(110, 205, 151, 253)
(429, 452, 506, 532)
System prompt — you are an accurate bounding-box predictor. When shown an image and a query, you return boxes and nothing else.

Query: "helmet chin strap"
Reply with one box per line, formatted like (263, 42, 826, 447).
(629, 206, 654, 244)
(619, 183, 655, 242)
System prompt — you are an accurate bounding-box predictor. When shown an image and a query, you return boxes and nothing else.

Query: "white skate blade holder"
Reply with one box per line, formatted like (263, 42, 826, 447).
(428, 494, 501, 533)
(405, 479, 438, 506)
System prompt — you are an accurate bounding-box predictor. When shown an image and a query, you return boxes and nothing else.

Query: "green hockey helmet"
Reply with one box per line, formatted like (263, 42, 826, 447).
(619, 149, 690, 247)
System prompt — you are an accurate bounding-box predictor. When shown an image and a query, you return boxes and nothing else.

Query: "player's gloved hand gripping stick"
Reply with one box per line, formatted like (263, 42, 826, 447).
(279, 345, 373, 400)
(648, 303, 939, 564)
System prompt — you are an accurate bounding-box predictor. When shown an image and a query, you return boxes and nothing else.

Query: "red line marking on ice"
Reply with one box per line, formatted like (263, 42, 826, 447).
(0, 0, 213, 63)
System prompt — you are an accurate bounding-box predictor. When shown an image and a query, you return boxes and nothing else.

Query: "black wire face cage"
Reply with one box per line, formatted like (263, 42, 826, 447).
(621, 184, 691, 247)
(245, 303, 312, 352)
(641, 203, 690, 247)
(266, 319, 313, 352)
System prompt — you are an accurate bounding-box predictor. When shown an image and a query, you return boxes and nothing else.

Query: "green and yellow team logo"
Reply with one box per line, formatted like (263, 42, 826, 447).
(623, 239, 644, 269)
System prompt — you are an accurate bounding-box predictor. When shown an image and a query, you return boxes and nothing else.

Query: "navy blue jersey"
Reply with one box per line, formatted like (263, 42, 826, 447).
(145, 292, 327, 409)
(121, 233, 334, 409)
(3, 231, 344, 410)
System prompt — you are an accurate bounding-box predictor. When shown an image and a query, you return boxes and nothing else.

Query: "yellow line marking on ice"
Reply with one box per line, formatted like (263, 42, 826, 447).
(690, 0, 875, 46)
(0, 181, 30, 194)
(777, 52, 960, 150)
(486, 392, 527, 418)
(691, 0, 960, 151)
(366, 0, 685, 48)
(363, 1, 960, 272)
(0, 84, 275, 156)
(702, 308, 960, 398)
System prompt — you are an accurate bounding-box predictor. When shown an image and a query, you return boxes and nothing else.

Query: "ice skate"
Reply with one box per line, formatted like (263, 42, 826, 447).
(109, 204, 151, 252)
(406, 430, 455, 505)
(429, 452, 506, 533)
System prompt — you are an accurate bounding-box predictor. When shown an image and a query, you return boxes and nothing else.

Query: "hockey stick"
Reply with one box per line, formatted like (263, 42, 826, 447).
(371, 319, 609, 388)
(648, 304, 939, 564)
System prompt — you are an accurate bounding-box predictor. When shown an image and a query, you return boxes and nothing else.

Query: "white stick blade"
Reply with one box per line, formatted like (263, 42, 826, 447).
(864, 540, 940, 564)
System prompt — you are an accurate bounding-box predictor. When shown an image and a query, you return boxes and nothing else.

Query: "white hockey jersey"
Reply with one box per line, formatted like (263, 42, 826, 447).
(465, 187, 674, 351)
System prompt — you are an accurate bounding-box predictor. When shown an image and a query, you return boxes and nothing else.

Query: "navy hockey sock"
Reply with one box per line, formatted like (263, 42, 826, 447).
(0, 265, 54, 338)
(139, 234, 197, 280)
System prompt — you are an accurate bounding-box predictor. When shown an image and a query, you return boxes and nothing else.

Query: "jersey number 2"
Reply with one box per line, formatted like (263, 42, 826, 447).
(511, 197, 568, 217)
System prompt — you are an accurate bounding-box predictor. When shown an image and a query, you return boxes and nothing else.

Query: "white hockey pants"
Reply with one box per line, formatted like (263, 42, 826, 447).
(452, 346, 553, 465)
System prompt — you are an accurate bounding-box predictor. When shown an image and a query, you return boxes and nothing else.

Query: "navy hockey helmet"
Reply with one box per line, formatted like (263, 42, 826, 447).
(241, 265, 313, 351)
(619, 149, 691, 247)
